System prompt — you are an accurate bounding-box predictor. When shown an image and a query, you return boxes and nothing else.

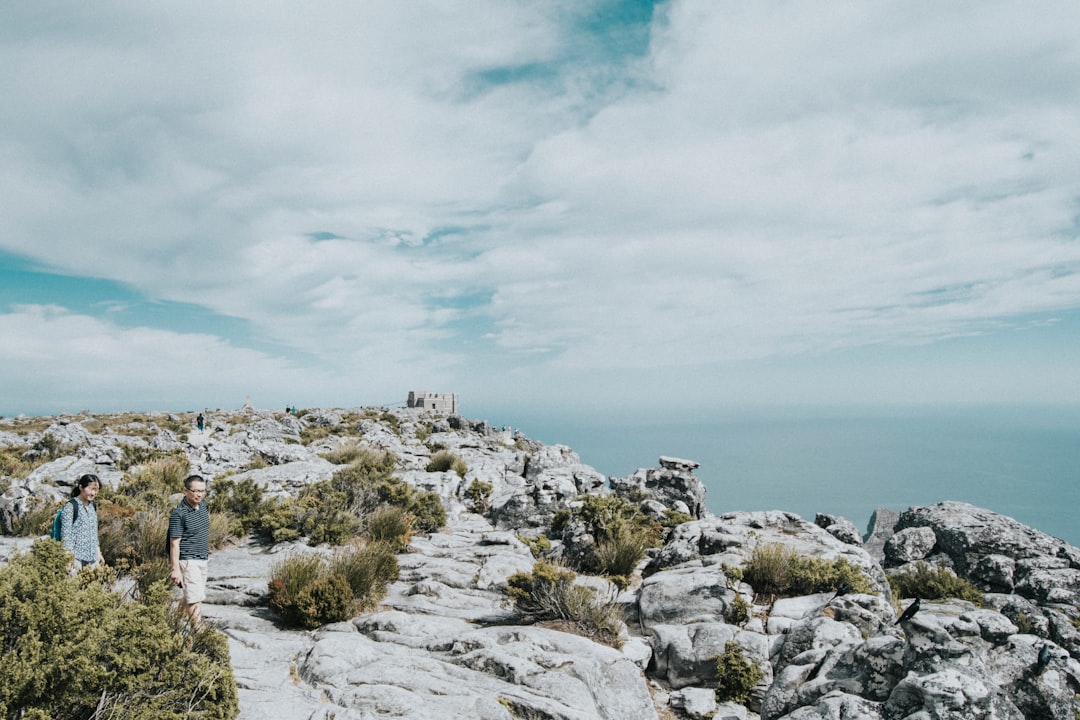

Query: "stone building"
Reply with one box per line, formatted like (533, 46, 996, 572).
(407, 391, 457, 414)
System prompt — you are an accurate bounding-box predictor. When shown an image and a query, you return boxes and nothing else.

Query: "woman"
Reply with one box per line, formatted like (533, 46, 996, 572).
(60, 473, 105, 574)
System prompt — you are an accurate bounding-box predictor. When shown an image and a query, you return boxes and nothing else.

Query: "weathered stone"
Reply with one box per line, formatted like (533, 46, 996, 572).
(883, 526, 937, 565)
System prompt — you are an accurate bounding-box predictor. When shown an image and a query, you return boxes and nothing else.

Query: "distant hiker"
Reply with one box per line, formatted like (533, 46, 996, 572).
(169, 474, 210, 625)
(60, 474, 104, 575)
(196, 413, 205, 431)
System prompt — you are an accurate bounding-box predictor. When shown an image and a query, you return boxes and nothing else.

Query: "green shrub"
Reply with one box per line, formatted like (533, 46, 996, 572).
(593, 524, 650, 578)
(427, 449, 467, 477)
(409, 491, 447, 533)
(518, 533, 552, 558)
(268, 544, 399, 628)
(296, 485, 362, 546)
(268, 554, 333, 628)
(724, 594, 752, 626)
(0, 448, 36, 479)
(38, 433, 80, 460)
(715, 641, 763, 705)
(10, 497, 60, 537)
(319, 441, 373, 466)
(117, 444, 176, 471)
(208, 477, 270, 535)
(506, 560, 624, 648)
(327, 452, 400, 512)
(365, 505, 413, 552)
(107, 456, 191, 510)
(294, 574, 354, 628)
(569, 494, 661, 577)
(255, 498, 303, 543)
(328, 542, 400, 609)
(253, 481, 362, 546)
(550, 509, 571, 535)
(888, 561, 984, 605)
(98, 506, 170, 571)
(464, 479, 493, 513)
(328, 461, 446, 534)
(661, 508, 695, 528)
(0, 540, 238, 719)
(742, 543, 872, 598)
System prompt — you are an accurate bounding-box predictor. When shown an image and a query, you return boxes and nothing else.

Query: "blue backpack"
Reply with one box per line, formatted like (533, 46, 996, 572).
(50, 498, 83, 541)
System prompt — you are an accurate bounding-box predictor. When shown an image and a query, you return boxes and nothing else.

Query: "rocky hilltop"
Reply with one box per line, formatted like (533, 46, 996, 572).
(2, 406, 1079, 719)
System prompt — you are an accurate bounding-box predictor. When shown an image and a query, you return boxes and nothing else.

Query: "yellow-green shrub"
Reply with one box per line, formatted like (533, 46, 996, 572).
(715, 641, 763, 705)
(888, 561, 984, 604)
(268, 544, 399, 628)
(506, 560, 624, 648)
(427, 449, 467, 478)
(0, 540, 238, 720)
(742, 543, 871, 598)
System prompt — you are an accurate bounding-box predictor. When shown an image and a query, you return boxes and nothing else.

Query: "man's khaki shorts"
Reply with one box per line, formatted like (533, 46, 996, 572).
(179, 559, 208, 604)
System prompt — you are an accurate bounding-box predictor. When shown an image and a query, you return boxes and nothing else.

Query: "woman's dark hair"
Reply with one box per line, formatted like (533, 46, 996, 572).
(71, 473, 101, 498)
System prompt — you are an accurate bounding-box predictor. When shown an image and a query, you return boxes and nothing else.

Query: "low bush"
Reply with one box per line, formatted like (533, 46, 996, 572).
(661, 508, 695, 528)
(328, 460, 446, 534)
(593, 523, 650, 579)
(319, 441, 375, 466)
(506, 560, 624, 648)
(0, 448, 36, 479)
(208, 477, 270, 535)
(518, 533, 552, 558)
(724, 594, 752, 626)
(365, 505, 413, 552)
(329, 542, 399, 609)
(10, 497, 60, 537)
(565, 494, 661, 578)
(742, 543, 872, 598)
(888, 561, 984, 604)
(0, 540, 239, 720)
(464, 479, 493, 513)
(268, 544, 399, 628)
(714, 641, 763, 705)
(426, 449, 467, 478)
(106, 456, 191, 510)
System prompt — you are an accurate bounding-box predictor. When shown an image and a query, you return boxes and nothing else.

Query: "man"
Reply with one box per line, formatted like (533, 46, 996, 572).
(169, 474, 210, 625)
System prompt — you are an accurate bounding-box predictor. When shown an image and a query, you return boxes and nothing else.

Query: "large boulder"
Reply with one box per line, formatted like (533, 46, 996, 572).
(893, 502, 1080, 604)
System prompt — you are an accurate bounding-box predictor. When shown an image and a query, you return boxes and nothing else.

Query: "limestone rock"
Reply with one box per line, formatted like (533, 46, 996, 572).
(883, 526, 937, 564)
(814, 513, 862, 546)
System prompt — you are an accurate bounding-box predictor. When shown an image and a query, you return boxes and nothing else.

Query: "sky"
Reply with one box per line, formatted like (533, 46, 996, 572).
(2, 0, 1079, 425)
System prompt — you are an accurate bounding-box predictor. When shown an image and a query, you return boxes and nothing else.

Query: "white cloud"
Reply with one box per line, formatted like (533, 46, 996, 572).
(1, 0, 1079, 414)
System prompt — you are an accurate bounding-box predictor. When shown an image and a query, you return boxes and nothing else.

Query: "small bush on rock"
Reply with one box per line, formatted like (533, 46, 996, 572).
(427, 449, 468, 477)
(106, 456, 191, 510)
(714, 640, 763, 705)
(464, 479, 493, 513)
(365, 505, 414, 552)
(506, 560, 624, 648)
(329, 542, 400, 609)
(568, 494, 661, 578)
(724, 594, 752, 626)
(208, 477, 270, 535)
(268, 544, 399, 628)
(742, 543, 872, 599)
(593, 523, 650, 579)
(888, 561, 984, 605)
(518, 533, 552, 558)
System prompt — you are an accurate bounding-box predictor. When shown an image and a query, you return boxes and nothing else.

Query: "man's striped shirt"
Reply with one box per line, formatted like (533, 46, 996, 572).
(169, 500, 210, 560)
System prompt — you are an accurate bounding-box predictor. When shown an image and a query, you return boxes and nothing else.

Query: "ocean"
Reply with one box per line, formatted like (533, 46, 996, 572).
(495, 405, 1080, 548)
